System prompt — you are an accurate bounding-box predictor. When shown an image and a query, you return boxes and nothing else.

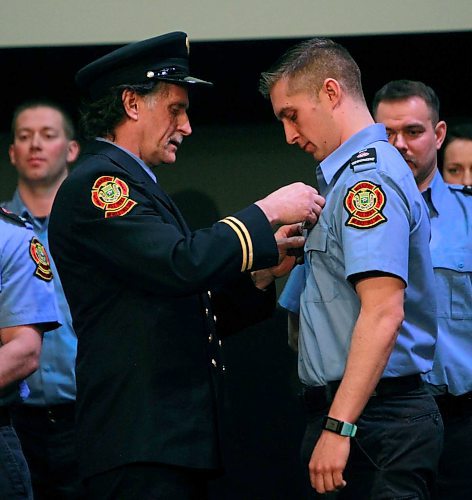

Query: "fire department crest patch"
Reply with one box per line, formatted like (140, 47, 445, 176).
(91, 176, 137, 218)
(30, 237, 53, 281)
(343, 181, 387, 229)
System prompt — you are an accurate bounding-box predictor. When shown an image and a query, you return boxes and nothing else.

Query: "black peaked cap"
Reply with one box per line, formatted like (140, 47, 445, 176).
(76, 31, 212, 99)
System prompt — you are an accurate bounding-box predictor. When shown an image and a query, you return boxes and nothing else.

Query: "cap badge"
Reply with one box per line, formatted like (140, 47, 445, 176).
(343, 180, 387, 229)
(91, 176, 137, 218)
(30, 237, 53, 281)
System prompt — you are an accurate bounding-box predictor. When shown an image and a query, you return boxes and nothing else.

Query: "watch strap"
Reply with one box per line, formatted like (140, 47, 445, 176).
(322, 416, 357, 437)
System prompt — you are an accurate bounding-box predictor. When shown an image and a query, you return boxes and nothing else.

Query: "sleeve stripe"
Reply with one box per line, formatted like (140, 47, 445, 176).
(219, 218, 247, 271)
(225, 217, 254, 271)
(219, 217, 251, 272)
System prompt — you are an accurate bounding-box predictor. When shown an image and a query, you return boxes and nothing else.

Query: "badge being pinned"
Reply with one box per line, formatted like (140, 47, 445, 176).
(343, 181, 387, 229)
(30, 237, 53, 281)
(91, 176, 137, 218)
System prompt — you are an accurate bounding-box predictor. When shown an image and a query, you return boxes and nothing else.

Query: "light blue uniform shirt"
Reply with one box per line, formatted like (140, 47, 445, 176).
(298, 124, 437, 386)
(2, 192, 77, 405)
(279, 262, 305, 314)
(0, 213, 59, 406)
(423, 172, 472, 395)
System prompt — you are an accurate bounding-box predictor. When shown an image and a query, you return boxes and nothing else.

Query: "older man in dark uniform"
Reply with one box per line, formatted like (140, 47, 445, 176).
(48, 31, 324, 499)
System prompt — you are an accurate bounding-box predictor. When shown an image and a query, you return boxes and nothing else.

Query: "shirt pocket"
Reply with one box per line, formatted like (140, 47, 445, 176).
(304, 226, 336, 303)
(432, 251, 472, 320)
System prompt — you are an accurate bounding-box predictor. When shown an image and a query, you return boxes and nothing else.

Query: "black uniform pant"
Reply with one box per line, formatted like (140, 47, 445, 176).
(0, 409, 33, 500)
(83, 462, 211, 500)
(435, 392, 472, 500)
(300, 376, 443, 499)
(11, 403, 82, 500)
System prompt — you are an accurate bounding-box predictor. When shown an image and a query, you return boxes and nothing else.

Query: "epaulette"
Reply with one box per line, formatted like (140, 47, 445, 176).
(447, 184, 472, 196)
(0, 206, 27, 226)
(349, 148, 377, 173)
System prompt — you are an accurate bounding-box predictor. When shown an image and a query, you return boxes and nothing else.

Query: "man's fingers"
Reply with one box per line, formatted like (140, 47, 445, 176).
(333, 471, 347, 491)
(277, 236, 305, 250)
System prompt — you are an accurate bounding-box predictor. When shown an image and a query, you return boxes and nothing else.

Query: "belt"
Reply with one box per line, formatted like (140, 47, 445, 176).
(11, 402, 75, 423)
(434, 392, 472, 418)
(302, 374, 423, 411)
(0, 406, 11, 426)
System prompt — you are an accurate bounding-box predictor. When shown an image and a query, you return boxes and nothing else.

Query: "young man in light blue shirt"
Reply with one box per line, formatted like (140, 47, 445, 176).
(261, 42, 441, 498)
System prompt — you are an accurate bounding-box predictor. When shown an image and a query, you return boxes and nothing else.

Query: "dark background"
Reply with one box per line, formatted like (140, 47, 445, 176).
(1, 31, 471, 499)
(1, 31, 471, 133)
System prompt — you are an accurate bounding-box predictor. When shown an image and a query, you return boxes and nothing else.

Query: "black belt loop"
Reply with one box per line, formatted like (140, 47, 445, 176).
(0, 406, 11, 426)
(302, 374, 423, 410)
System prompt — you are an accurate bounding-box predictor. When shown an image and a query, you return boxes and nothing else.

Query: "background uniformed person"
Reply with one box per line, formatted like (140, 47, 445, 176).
(48, 31, 324, 499)
(441, 121, 472, 187)
(2, 99, 81, 500)
(0, 208, 59, 499)
(260, 39, 442, 498)
(373, 79, 472, 499)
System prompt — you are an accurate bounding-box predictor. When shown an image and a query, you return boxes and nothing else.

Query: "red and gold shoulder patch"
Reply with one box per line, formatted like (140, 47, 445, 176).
(343, 181, 387, 229)
(30, 237, 53, 281)
(91, 176, 137, 218)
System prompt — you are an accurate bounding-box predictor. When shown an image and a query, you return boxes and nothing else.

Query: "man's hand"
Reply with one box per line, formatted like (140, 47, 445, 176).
(251, 224, 304, 290)
(309, 431, 350, 494)
(273, 223, 305, 277)
(255, 183, 325, 227)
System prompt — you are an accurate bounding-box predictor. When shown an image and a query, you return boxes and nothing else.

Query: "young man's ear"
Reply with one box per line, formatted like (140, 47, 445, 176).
(321, 78, 341, 107)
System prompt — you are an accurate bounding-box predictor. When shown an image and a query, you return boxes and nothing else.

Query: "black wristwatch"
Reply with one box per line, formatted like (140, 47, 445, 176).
(322, 416, 357, 437)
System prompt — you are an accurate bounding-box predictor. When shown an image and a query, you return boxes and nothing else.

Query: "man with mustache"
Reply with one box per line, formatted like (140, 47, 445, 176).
(48, 31, 324, 499)
(261, 41, 441, 498)
(373, 79, 472, 499)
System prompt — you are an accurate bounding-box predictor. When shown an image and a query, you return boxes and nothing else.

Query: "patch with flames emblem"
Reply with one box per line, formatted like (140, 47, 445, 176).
(30, 237, 53, 281)
(91, 176, 137, 218)
(343, 180, 387, 229)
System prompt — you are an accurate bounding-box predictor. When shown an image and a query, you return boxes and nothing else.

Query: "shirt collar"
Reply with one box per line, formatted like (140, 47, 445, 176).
(318, 123, 388, 187)
(422, 169, 447, 216)
(7, 190, 29, 218)
(7, 190, 48, 231)
(96, 138, 157, 183)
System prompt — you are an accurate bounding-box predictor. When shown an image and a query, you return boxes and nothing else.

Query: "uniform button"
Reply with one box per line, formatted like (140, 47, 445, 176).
(458, 263, 464, 269)
(213, 315, 217, 323)
(207, 291, 212, 299)
(211, 358, 217, 368)
(205, 308, 209, 316)
(218, 340, 222, 347)
(222, 365, 226, 372)
(208, 334, 213, 343)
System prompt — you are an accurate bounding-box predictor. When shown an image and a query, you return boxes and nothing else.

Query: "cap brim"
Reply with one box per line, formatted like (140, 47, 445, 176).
(155, 75, 213, 87)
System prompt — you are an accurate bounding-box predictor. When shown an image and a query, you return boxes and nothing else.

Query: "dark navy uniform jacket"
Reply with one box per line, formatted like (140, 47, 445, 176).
(49, 140, 279, 479)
